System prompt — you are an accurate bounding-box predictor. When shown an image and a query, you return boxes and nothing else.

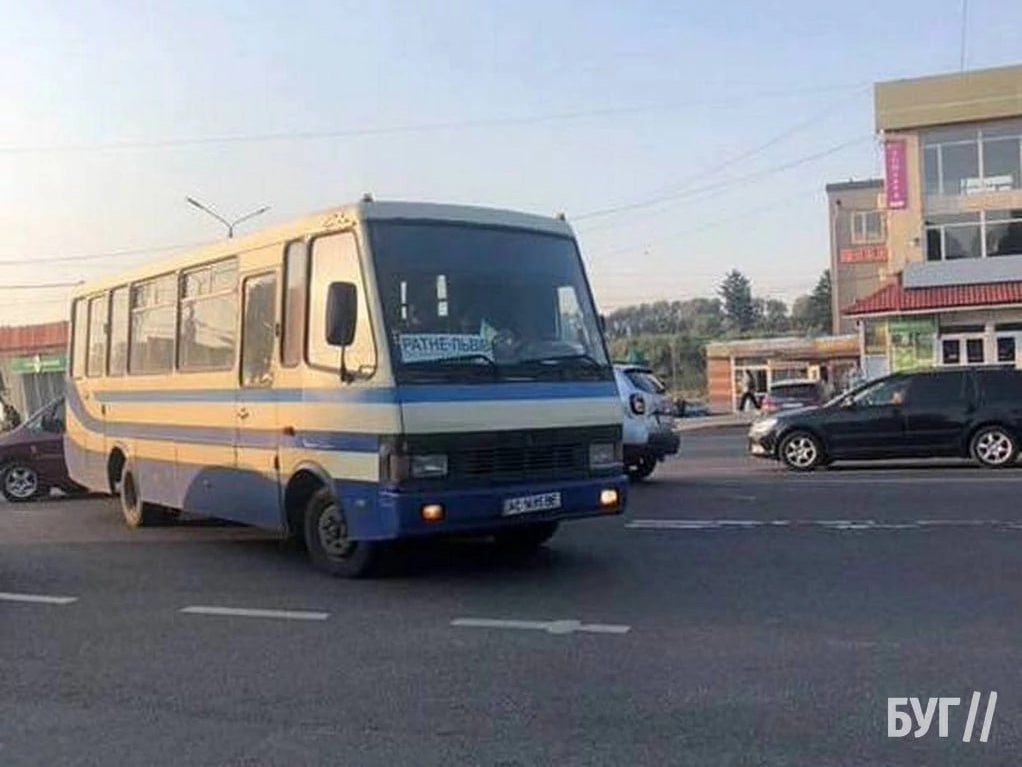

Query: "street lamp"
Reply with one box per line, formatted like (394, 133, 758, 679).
(185, 196, 270, 238)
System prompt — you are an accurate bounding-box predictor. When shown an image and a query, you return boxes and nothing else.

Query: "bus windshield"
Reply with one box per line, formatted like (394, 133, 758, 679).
(369, 221, 610, 383)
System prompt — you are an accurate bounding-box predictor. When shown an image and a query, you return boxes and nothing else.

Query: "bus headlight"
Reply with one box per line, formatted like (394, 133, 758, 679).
(411, 453, 448, 479)
(589, 442, 620, 470)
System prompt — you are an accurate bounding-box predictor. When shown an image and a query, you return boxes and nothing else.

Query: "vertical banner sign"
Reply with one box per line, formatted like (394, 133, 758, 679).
(885, 139, 908, 210)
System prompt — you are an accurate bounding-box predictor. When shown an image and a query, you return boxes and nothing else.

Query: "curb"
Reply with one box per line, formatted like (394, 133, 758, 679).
(675, 419, 756, 433)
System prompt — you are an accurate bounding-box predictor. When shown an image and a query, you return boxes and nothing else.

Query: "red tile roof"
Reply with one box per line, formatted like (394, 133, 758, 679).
(0, 321, 69, 353)
(844, 278, 1022, 316)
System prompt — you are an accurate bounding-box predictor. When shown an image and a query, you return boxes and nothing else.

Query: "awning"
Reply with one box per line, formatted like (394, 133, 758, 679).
(844, 276, 1022, 317)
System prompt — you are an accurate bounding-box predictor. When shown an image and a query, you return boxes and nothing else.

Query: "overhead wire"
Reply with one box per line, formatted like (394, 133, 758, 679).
(0, 81, 871, 156)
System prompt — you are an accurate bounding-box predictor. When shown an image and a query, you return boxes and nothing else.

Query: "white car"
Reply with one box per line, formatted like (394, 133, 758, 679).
(613, 364, 680, 480)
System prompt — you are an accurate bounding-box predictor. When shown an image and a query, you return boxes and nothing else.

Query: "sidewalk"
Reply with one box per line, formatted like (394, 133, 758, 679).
(674, 412, 759, 432)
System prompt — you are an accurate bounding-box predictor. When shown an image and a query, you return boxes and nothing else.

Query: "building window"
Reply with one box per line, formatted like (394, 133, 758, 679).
(985, 209, 1022, 258)
(965, 339, 985, 364)
(997, 336, 1016, 363)
(922, 122, 1022, 198)
(941, 339, 960, 365)
(924, 210, 1022, 261)
(925, 213, 982, 260)
(178, 259, 238, 372)
(850, 211, 885, 244)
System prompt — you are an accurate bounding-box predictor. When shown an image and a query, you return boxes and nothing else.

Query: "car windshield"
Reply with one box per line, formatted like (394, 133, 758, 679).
(370, 221, 610, 383)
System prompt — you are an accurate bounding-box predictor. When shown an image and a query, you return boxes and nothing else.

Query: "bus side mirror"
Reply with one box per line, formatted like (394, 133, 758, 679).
(326, 282, 358, 347)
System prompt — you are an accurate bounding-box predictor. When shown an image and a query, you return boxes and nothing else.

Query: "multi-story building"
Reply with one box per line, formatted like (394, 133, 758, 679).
(826, 178, 888, 336)
(844, 63, 1022, 376)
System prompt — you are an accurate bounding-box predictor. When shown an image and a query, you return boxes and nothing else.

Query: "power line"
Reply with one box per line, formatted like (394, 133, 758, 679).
(0, 239, 210, 267)
(589, 186, 824, 260)
(0, 82, 871, 156)
(573, 134, 875, 226)
(0, 281, 81, 290)
(577, 89, 867, 224)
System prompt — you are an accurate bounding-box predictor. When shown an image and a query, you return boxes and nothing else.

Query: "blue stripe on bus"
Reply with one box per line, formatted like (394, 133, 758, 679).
(88, 381, 617, 405)
(65, 387, 381, 453)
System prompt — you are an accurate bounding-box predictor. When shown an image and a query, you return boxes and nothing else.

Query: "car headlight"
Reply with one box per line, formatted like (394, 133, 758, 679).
(749, 417, 778, 436)
(589, 442, 620, 469)
(411, 453, 448, 478)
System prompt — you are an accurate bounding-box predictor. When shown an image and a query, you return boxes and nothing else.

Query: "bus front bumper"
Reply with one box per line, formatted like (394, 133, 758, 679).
(341, 475, 628, 541)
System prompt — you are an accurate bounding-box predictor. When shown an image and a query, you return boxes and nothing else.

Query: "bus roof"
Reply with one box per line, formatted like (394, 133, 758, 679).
(70, 199, 576, 297)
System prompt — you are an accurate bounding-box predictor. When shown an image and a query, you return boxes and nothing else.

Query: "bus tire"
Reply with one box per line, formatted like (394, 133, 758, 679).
(303, 487, 379, 578)
(119, 459, 165, 528)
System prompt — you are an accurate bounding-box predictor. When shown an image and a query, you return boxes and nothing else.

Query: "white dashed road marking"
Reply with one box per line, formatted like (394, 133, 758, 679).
(627, 518, 1022, 531)
(451, 618, 630, 635)
(181, 605, 329, 621)
(0, 591, 78, 605)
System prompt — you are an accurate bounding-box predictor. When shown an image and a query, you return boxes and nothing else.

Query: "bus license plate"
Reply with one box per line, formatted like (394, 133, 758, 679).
(502, 492, 562, 516)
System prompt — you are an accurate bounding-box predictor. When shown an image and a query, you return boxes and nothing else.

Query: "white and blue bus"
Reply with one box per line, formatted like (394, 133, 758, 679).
(65, 199, 627, 576)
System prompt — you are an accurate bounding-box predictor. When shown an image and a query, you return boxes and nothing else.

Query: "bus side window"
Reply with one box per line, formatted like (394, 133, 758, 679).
(241, 273, 278, 388)
(282, 240, 306, 368)
(71, 299, 89, 379)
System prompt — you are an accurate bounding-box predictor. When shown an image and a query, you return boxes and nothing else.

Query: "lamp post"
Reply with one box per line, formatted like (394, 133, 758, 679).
(185, 196, 270, 238)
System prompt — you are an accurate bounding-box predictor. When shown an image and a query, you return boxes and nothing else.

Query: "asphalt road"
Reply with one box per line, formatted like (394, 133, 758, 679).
(4, 430, 1022, 766)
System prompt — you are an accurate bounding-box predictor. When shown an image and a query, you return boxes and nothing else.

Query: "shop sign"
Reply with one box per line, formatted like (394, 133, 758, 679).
(885, 139, 908, 210)
(839, 245, 888, 264)
(9, 353, 67, 374)
(889, 317, 935, 371)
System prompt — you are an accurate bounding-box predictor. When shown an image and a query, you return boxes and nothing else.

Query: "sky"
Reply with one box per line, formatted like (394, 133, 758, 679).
(2, 0, 1022, 326)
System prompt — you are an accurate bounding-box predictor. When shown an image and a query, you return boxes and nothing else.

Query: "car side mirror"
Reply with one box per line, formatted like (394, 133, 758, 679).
(325, 282, 357, 347)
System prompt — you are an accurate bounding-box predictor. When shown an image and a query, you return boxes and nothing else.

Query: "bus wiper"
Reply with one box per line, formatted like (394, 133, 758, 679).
(517, 353, 604, 368)
(403, 354, 501, 379)
(406, 354, 498, 367)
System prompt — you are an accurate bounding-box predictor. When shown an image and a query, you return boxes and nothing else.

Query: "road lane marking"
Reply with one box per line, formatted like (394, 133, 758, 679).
(451, 618, 630, 635)
(0, 591, 78, 605)
(627, 519, 1020, 532)
(181, 605, 329, 621)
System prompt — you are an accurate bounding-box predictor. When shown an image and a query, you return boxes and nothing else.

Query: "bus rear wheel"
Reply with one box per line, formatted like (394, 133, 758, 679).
(303, 487, 379, 578)
(119, 460, 168, 528)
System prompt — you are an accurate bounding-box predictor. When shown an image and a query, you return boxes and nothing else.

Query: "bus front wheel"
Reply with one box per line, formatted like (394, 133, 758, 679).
(303, 487, 379, 578)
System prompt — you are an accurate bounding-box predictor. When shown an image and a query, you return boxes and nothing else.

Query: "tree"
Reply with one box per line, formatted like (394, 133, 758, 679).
(762, 298, 790, 334)
(718, 270, 755, 333)
(790, 270, 833, 335)
(808, 269, 833, 334)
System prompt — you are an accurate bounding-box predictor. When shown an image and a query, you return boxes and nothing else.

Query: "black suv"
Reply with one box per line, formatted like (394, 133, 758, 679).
(748, 367, 1022, 471)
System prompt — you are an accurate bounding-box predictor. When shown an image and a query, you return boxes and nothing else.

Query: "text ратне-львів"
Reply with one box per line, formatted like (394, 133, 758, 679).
(888, 693, 997, 742)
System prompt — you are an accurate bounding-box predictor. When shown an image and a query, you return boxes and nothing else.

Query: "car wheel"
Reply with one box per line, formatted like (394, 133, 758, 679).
(1, 463, 44, 502)
(970, 425, 1018, 468)
(303, 487, 379, 578)
(626, 457, 657, 481)
(778, 431, 824, 472)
